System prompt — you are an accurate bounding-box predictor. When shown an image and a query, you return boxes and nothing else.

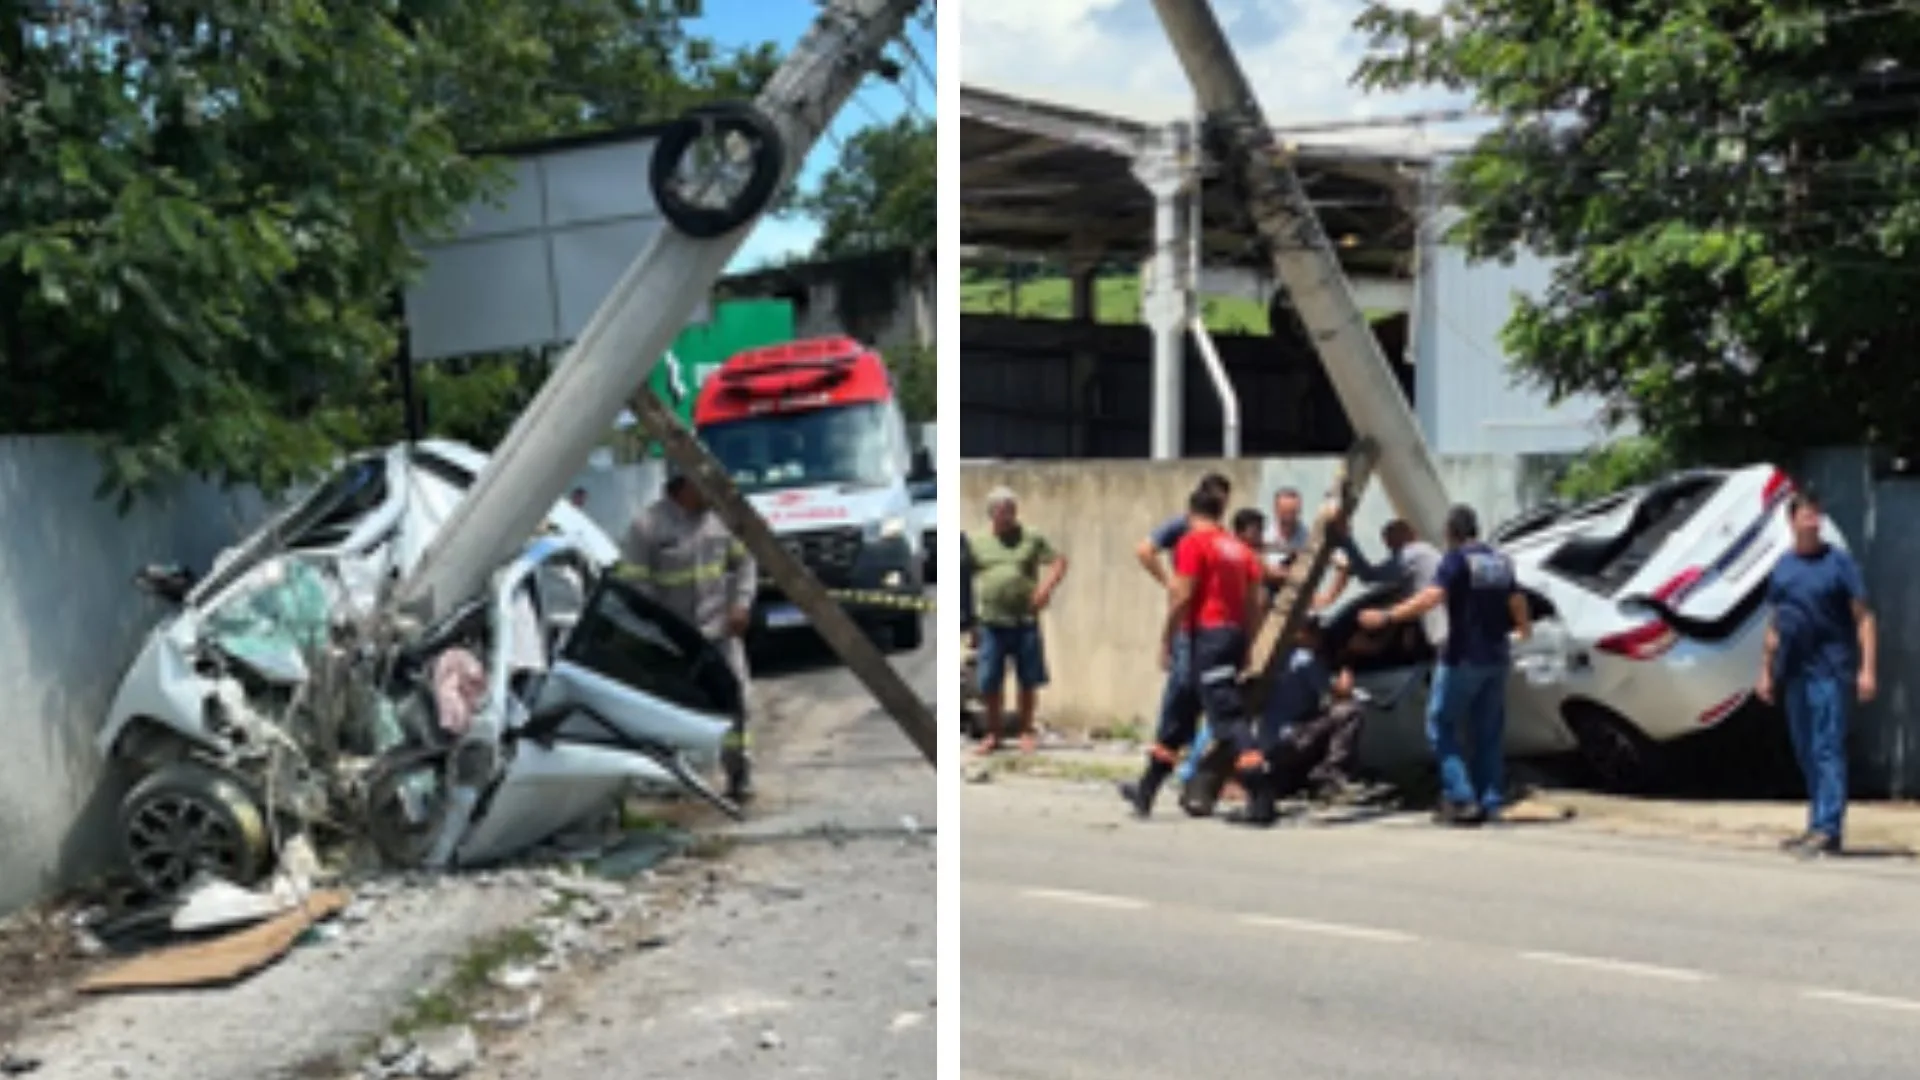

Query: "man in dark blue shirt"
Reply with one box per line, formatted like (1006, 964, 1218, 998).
(1361, 504, 1530, 825)
(1758, 488, 1877, 857)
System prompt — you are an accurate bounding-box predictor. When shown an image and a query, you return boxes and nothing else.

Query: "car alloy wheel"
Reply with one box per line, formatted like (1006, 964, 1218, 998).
(119, 761, 269, 897)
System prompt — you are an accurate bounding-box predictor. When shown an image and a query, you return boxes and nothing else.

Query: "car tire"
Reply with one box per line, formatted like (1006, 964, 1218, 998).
(894, 612, 925, 652)
(648, 102, 786, 239)
(361, 746, 455, 870)
(119, 761, 271, 898)
(1562, 700, 1666, 794)
(865, 618, 899, 653)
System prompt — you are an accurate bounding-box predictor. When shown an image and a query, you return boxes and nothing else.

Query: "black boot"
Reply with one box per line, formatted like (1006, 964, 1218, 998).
(722, 747, 754, 804)
(1179, 740, 1239, 818)
(1225, 767, 1280, 827)
(1119, 758, 1174, 819)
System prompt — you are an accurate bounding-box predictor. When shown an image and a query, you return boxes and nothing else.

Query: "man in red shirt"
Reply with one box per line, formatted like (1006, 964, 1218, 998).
(1120, 485, 1267, 820)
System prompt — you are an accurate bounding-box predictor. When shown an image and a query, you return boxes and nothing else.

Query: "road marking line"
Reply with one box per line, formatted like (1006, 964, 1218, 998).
(1020, 888, 1150, 911)
(1518, 950, 1711, 983)
(1238, 914, 1418, 944)
(1803, 988, 1920, 1013)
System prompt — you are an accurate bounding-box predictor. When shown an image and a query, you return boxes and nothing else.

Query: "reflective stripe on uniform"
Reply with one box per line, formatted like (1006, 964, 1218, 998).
(620, 558, 731, 586)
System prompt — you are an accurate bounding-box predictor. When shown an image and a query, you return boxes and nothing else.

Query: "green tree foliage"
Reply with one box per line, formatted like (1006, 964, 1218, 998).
(885, 341, 936, 423)
(1354, 1, 1920, 465)
(0, 0, 775, 500)
(1553, 435, 1679, 502)
(795, 115, 934, 258)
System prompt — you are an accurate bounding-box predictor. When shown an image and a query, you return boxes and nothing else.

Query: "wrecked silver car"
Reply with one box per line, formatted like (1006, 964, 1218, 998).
(101, 440, 739, 896)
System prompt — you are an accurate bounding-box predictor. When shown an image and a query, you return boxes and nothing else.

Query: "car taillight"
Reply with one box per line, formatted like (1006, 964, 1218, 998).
(1763, 469, 1793, 507)
(1595, 620, 1679, 660)
(1598, 567, 1699, 661)
(1654, 567, 1702, 602)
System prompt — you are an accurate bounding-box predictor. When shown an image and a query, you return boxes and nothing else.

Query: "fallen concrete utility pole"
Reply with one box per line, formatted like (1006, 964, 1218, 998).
(391, 0, 924, 628)
(626, 388, 937, 765)
(1146, 0, 1452, 546)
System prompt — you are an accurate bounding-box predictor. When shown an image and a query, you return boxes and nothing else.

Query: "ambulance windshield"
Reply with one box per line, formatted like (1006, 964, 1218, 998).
(699, 402, 894, 494)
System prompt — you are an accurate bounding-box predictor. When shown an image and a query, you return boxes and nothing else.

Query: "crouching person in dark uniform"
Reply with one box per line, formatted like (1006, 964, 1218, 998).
(1120, 485, 1266, 820)
(1270, 663, 1369, 803)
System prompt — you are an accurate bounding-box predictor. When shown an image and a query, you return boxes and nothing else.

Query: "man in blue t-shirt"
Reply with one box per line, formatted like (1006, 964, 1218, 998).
(1360, 504, 1530, 825)
(1758, 488, 1877, 857)
(1134, 473, 1232, 797)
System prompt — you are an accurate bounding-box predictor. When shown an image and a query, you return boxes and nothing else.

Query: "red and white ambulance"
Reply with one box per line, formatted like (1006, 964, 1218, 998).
(693, 335, 929, 651)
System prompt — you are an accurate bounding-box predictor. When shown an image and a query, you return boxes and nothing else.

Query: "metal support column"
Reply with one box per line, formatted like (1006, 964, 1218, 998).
(1067, 254, 1100, 455)
(1133, 122, 1195, 460)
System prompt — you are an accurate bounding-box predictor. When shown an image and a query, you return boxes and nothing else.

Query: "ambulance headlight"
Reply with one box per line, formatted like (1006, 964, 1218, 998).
(868, 516, 906, 541)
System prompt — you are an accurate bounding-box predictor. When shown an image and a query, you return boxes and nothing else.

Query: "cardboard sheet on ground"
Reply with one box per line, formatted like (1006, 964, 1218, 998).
(1502, 798, 1577, 824)
(79, 890, 350, 993)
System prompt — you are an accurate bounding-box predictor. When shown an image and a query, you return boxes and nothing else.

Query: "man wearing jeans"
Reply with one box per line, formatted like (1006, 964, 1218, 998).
(1360, 505, 1529, 826)
(1757, 488, 1877, 857)
(1120, 484, 1266, 821)
(1132, 473, 1233, 790)
(970, 487, 1069, 755)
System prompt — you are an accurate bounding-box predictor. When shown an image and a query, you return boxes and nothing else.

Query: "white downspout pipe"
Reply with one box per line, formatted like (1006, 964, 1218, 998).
(1186, 125, 1240, 458)
(1188, 316, 1240, 458)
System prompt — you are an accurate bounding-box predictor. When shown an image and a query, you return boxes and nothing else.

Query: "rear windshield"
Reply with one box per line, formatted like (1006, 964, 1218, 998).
(1541, 474, 1726, 596)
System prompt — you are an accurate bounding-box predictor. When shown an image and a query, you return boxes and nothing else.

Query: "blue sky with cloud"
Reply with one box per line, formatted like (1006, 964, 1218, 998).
(692, 2, 936, 272)
(959, 0, 1472, 148)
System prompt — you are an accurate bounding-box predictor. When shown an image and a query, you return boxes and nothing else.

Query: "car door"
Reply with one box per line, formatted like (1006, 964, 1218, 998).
(531, 572, 741, 756)
(1319, 586, 1433, 774)
(1504, 587, 1587, 757)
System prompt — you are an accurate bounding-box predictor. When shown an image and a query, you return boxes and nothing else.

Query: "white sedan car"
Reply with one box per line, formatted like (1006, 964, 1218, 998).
(1323, 464, 1845, 792)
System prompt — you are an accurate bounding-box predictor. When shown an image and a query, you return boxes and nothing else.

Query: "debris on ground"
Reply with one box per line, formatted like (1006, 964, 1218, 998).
(79, 889, 351, 993)
(412, 1025, 481, 1079)
(591, 827, 694, 880)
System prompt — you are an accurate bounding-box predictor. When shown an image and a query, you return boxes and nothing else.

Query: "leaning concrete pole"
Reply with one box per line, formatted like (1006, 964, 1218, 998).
(392, 0, 926, 626)
(628, 388, 936, 765)
(1146, 0, 1452, 543)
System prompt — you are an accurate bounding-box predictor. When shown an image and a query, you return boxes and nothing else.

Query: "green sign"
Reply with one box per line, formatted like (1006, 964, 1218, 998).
(649, 299, 796, 426)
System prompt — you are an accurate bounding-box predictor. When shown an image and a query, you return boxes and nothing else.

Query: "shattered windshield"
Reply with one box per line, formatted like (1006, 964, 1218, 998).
(203, 559, 334, 682)
(699, 402, 895, 494)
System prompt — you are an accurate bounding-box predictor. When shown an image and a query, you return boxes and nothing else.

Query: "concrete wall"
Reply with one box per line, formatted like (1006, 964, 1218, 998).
(958, 454, 1556, 731)
(720, 249, 934, 355)
(571, 458, 667, 542)
(0, 438, 266, 913)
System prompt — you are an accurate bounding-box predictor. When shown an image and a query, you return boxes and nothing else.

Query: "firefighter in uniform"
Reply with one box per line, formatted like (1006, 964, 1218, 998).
(623, 467, 758, 802)
(1119, 484, 1272, 822)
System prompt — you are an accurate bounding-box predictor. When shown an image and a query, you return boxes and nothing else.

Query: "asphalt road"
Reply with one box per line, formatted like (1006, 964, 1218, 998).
(963, 778, 1920, 1080)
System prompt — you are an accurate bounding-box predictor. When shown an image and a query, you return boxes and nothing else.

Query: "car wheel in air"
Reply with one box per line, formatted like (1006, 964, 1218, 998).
(648, 102, 787, 239)
(119, 761, 270, 898)
(1562, 700, 1665, 794)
